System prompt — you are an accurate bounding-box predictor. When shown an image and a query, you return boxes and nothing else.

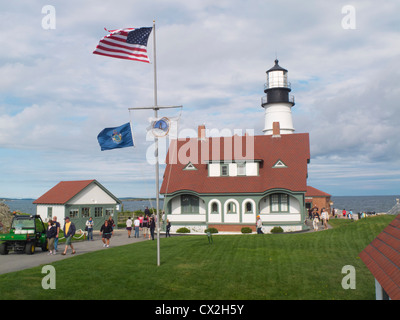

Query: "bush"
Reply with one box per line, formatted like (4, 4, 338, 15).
(241, 227, 253, 234)
(176, 227, 190, 233)
(205, 228, 218, 234)
(270, 226, 284, 233)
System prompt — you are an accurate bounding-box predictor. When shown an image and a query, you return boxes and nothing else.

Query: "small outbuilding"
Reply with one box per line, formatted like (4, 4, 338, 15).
(359, 214, 400, 300)
(33, 180, 121, 230)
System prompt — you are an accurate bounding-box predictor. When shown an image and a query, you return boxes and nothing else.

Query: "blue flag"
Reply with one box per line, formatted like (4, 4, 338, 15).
(97, 123, 134, 151)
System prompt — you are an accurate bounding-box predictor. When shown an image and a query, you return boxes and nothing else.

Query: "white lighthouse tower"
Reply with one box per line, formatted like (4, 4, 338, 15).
(261, 59, 295, 135)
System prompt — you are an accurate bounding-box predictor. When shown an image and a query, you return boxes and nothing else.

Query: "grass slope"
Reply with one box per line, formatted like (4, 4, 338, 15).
(0, 215, 394, 300)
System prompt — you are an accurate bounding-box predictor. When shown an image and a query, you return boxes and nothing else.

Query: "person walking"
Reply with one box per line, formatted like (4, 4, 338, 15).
(62, 217, 76, 255)
(126, 217, 133, 238)
(256, 215, 264, 234)
(165, 219, 171, 237)
(321, 208, 329, 230)
(149, 216, 155, 240)
(52, 216, 60, 252)
(100, 220, 113, 248)
(107, 216, 115, 236)
(312, 214, 319, 231)
(46, 220, 57, 255)
(86, 217, 94, 241)
(142, 215, 150, 239)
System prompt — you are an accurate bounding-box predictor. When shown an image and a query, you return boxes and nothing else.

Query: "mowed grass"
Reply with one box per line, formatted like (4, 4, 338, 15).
(0, 215, 394, 300)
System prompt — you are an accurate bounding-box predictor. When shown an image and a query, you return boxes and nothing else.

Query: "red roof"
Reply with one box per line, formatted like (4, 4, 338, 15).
(306, 186, 331, 197)
(33, 180, 96, 205)
(359, 214, 400, 300)
(160, 133, 310, 195)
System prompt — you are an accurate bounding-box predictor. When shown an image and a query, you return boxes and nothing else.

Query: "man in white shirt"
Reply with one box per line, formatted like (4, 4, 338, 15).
(134, 216, 140, 238)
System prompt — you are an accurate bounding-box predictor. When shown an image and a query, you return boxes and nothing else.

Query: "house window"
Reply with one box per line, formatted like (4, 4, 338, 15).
(245, 202, 253, 213)
(237, 162, 246, 176)
(81, 207, 90, 218)
(270, 194, 289, 212)
(227, 201, 237, 213)
(181, 195, 199, 213)
(211, 202, 219, 214)
(69, 209, 79, 218)
(105, 208, 114, 216)
(95, 207, 103, 217)
(47, 207, 53, 219)
(221, 164, 229, 176)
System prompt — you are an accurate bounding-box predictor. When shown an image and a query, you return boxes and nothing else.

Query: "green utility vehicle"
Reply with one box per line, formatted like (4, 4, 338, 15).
(0, 214, 48, 255)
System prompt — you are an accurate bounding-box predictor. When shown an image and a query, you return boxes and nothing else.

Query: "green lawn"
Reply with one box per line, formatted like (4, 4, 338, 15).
(0, 215, 394, 300)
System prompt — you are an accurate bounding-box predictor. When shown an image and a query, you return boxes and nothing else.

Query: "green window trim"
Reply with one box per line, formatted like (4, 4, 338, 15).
(181, 195, 200, 214)
(221, 164, 229, 176)
(210, 202, 219, 214)
(226, 201, 237, 214)
(270, 194, 290, 213)
(244, 201, 253, 214)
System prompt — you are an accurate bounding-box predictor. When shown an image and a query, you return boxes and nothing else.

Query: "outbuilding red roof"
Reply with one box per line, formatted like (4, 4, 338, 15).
(306, 186, 331, 197)
(33, 180, 96, 205)
(160, 133, 310, 195)
(359, 214, 400, 300)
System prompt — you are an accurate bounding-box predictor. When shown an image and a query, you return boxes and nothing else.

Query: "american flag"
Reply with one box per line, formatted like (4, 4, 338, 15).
(93, 27, 152, 63)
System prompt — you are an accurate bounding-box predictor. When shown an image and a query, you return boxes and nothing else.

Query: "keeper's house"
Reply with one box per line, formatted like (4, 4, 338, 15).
(33, 180, 121, 230)
(160, 124, 310, 233)
(160, 59, 329, 233)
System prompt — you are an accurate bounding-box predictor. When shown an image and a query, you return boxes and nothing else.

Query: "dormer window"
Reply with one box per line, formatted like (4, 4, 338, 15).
(237, 162, 246, 176)
(221, 164, 229, 176)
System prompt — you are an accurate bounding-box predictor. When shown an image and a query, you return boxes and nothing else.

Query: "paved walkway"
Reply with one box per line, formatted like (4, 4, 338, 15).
(0, 220, 334, 275)
(0, 229, 150, 275)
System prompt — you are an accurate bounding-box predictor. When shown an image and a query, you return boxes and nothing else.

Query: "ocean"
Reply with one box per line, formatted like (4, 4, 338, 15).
(2, 195, 399, 215)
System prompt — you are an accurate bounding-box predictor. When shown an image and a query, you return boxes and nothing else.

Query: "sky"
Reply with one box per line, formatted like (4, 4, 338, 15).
(1, 0, 400, 198)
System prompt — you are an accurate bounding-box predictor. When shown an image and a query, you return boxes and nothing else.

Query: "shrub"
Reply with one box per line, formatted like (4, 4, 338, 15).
(176, 227, 191, 233)
(205, 228, 218, 234)
(270, 226, 284, 233)
(241, 227, 253, 234)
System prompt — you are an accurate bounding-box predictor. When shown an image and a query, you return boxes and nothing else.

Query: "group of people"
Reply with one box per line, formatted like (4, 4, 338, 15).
(125, 207, 171, 240)
(45, 209, 174, 256)
(45, 215, 117, 256)
(308, 207, 330, 231)
(45, 216, 76, 255)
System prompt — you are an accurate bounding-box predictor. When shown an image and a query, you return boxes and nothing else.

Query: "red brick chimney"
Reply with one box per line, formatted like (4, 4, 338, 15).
(198, 124, 206, 140)
(272, 122, 281, 137)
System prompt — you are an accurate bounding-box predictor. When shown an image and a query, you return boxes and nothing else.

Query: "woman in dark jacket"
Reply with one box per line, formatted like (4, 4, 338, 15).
(46, 220, 57, 255)
(100, 220, 113, 248)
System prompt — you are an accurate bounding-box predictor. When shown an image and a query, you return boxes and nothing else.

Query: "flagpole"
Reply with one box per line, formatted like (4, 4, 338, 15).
(152, 20, 161, 267)
(128, 22, 182, 267)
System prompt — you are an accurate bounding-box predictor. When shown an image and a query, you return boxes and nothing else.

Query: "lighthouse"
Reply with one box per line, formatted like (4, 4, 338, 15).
(261, 59, 295, 135)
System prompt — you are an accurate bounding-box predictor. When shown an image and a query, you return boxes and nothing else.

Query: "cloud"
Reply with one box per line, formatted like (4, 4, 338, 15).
(1, 0, 400, 197)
